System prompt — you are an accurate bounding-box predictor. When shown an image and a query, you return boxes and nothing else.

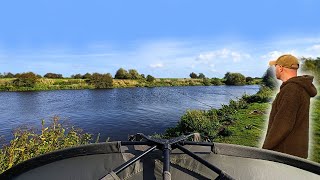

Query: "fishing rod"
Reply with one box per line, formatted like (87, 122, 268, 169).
(169, 89, 215, 109)
(166, 86, 244, 109)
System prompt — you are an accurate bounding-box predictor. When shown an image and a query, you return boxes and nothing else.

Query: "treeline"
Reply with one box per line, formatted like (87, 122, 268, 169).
(189, 72, 260, 86)
(0, 68, 157, 90)
(0, 68, 156, 81)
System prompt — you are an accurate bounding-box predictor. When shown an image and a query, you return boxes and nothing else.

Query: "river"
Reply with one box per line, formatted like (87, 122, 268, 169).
(0, 85, 259, 144)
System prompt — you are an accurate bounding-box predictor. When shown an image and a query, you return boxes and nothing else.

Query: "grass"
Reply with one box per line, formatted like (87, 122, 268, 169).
(310, 96, 320, 162)
(0, 78, 261, 91)
(163, 86, 320, 163)
(213, 103, 269, 147)
(0, 116, 96, 173)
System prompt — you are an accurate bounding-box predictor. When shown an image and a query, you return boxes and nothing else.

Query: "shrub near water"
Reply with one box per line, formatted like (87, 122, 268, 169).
(165, 98, 249, 139)
(0, 116, 93, 173)
(242, 86, 273, 103)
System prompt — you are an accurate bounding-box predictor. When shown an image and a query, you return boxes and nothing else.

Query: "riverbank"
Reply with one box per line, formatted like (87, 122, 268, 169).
(163, 86, 320, 163)
(0, 78, 261, 91)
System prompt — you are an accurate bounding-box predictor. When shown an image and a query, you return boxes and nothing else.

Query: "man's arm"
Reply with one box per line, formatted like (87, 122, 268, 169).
(262, 86, 300, 149)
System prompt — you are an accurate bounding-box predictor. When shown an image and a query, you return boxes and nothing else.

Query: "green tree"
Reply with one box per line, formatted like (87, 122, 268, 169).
(14, 73, 21, 78)
(115, 68, 129, 79)
(89, 73, 113, 88)
(189, 72, 198, 78)
(44, 73, 63, 79)
(82, 73, 92, 79)
(141, 74, 145, 79)
(246, 76, 255, 84)
(128, 69, 141, 79)
(198, 73, 206, 79)
(146, 75, 155, 82)
(224, 72, 246, 85)
(3, 72, 15, 78)
(71, 74, 82, 79)
(13, 72, 39, 87)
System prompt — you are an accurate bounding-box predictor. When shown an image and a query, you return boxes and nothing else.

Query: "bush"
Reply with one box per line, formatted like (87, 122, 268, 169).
(242, 86, 273, 103)
(172, 110, 220, 137)
(203, 78, 211, 86)
(189, 72, 198, 79)
(82, 73, 92, 79)
(89, 73, 113, 89)
(217, 127, 233, 137)
(71, 74, 82, 79)
(12, 72, 39, 88)
(44, 73, 63, 79)
(0, 117, 93, 173)
(3, 72, 15, 78)
(164, 95, 251, 139)
(128, 69, 141, 79)
(115, 68, 129, 79)
(146, 75, 155, 82)
(211, 78, 223, 85)
(224, 72, 246, 85)
(198, 73, 206, 79)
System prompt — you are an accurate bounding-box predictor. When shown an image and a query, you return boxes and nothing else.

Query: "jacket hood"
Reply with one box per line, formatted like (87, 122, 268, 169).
(281, 75, 318, 97)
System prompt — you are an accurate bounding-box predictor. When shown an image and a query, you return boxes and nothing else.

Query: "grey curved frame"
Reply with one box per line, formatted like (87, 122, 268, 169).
(1, 135, 320, 180)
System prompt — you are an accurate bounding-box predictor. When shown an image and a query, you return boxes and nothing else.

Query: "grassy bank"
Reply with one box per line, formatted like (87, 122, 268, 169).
(0, 78, 261, 91)
(310, 96, 320, 162)
(0, 78, 94, 91)
(163, 86, 320, 163)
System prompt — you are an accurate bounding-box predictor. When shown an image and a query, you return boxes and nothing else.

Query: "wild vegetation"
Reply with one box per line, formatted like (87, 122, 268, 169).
(0, 69, 262, 91)
(0, 116, 95, 173)
(163, 86, 273, 139)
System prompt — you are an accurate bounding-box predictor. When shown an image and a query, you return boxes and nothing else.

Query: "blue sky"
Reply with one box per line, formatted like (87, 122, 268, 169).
(0, 0, 319, 78)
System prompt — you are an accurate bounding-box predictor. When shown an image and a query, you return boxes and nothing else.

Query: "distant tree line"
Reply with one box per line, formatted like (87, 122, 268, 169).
(0, 68, 157, 89)
(189, 72, 206, 79)
(188, 72, 258, 86)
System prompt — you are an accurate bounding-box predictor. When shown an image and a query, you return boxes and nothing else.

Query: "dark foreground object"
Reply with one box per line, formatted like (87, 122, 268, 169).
(2, 133, 320, 180)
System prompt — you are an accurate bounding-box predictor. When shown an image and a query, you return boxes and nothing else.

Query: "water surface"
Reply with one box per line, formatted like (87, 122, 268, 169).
(0, 85, 259, 143)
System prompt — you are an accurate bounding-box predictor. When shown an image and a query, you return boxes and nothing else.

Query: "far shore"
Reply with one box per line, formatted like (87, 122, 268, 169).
(0, 78, 262, 92)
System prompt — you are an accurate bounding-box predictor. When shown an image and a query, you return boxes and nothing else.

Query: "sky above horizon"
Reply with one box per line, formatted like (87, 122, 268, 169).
(0, 0, 319, 78)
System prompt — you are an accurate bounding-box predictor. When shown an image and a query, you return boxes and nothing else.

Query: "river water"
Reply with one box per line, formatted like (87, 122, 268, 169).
(0, 85, 259, 143)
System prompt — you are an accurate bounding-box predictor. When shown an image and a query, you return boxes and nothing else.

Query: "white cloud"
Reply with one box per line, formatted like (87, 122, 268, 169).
(261, 50, 297, 60)
(196, 48, 250, 63)
(307, 44, 320, 51)
(150, 63, 164, 68)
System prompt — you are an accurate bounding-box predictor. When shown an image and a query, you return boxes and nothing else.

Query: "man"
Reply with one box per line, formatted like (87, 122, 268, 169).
(262, 54, 317, 158)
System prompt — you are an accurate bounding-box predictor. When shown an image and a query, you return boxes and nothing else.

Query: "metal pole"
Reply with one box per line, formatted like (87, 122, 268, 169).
(163, 147, 171, 180)
(163, 148, 170, 172)
(113, 145, 157, 174)
(175, 144, 234, 180)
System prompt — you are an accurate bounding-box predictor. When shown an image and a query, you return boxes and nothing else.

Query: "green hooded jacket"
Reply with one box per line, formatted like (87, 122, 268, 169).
(262, 75, 318, 158)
